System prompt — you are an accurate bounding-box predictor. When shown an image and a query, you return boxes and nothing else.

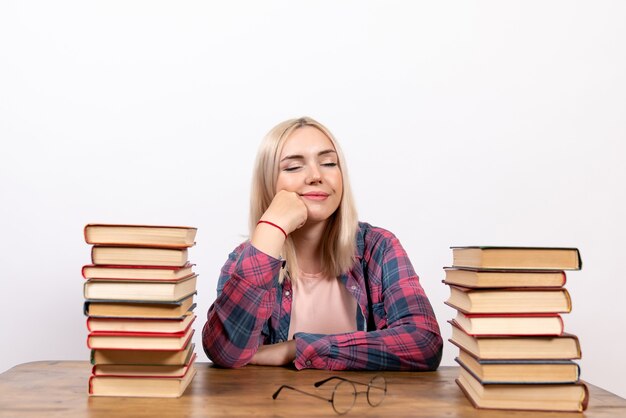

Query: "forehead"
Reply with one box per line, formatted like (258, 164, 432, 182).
(280, 126, 336, 157)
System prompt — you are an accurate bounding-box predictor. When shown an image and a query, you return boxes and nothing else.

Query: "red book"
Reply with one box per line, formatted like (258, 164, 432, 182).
(87, 320, 195, 351)
(82, 263, 195, 281)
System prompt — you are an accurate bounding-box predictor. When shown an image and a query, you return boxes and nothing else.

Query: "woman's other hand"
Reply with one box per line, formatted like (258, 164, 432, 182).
(249, 340, 296, 366)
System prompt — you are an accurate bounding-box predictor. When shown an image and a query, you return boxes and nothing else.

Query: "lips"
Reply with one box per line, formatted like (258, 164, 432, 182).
(301, 192, 329, 200)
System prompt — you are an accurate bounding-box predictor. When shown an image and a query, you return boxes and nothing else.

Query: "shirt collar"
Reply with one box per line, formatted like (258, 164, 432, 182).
(355, 221, 365, 260)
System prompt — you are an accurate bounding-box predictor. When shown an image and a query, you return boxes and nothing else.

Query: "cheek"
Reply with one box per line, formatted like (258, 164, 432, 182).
(333, 173, 343, 194)
(275, 174, 298, 193)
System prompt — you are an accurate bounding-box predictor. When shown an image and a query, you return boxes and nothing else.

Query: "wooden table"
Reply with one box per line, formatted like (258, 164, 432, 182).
(0, 361, 624, 417)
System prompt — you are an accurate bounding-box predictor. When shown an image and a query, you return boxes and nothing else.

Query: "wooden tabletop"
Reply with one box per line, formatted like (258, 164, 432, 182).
(0, 361, 624, 417)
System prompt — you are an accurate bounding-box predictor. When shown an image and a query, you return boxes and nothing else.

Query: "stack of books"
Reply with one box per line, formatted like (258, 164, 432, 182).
(444, 246, 588, 412)
(82, 224, 198, 397)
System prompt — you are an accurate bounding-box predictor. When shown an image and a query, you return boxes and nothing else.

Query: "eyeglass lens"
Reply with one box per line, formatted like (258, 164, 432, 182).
(331, 380, 356, 415)
(366, 375, 387, 407)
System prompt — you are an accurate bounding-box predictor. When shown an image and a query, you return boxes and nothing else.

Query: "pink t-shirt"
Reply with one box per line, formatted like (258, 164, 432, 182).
(287, 271, 358, 340)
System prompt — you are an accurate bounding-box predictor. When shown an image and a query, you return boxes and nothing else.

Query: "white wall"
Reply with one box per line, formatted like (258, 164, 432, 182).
(1, 0, 625, 398)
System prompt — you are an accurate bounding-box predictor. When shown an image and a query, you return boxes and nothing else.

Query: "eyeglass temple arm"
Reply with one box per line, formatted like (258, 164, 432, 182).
(314, 376, 368, 388)
(272, 385, 331, 402)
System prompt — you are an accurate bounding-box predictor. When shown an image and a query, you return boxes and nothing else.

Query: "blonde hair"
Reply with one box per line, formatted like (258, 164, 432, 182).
(249, 117, 358, 283)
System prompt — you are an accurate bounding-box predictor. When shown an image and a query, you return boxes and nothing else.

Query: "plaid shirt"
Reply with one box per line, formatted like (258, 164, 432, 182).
(202, 222, 443, 371)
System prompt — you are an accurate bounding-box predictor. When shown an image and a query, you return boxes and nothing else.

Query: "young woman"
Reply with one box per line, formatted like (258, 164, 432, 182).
(202, 117, 442, 370)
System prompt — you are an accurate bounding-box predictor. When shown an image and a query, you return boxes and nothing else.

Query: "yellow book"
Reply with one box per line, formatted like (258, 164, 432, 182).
(451, 246, 581, 270)
(449, 321, 581, 360)
(445, 285, 571, 314)
(84, 224, 197, 248)
(456, 366, 588, 412)
(89, 363, 196, 398)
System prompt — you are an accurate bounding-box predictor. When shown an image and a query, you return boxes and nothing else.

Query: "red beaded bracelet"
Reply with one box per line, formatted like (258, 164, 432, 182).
(257, 220, 287, 239)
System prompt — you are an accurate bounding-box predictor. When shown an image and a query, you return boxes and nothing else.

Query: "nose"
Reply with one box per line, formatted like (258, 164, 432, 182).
(305, 164, 322, 184)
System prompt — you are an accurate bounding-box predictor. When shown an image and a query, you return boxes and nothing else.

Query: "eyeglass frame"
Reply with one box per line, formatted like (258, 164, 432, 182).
(272, 375, 387, 415)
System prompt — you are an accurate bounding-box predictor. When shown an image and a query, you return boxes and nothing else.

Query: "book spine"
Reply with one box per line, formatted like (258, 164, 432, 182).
(83, 224, 90, 244)
(83, 281, 90, 299)
(86, 335, 93, 349)
(575, 248, 583, 270)
(563, 289, 572, 313)
(581, 382, 589, 411)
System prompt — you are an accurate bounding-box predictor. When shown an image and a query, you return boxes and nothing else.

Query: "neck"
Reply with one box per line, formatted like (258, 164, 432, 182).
(291, 220, 327, 274)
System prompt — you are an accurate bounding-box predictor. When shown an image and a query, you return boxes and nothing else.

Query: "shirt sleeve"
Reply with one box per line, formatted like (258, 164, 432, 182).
(202, 242, 283, 368)
(293, 231, 443, 371)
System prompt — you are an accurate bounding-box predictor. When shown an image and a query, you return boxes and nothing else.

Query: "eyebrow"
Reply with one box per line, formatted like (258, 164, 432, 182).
(280, 149, 337, 162)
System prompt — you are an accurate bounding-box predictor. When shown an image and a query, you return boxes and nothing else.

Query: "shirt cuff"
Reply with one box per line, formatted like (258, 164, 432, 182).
(293, 332, 331, 370)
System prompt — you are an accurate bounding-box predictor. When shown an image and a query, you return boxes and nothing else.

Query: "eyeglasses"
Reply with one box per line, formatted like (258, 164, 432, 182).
(272, 375, 387, 415)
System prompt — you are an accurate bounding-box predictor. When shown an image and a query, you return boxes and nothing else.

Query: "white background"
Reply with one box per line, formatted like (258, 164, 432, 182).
(1, 1, 625, 399)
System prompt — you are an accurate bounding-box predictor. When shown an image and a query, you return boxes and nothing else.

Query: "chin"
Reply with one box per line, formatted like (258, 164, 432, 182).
(305, 215, 331, 224)
(306, 210, 339, 224)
